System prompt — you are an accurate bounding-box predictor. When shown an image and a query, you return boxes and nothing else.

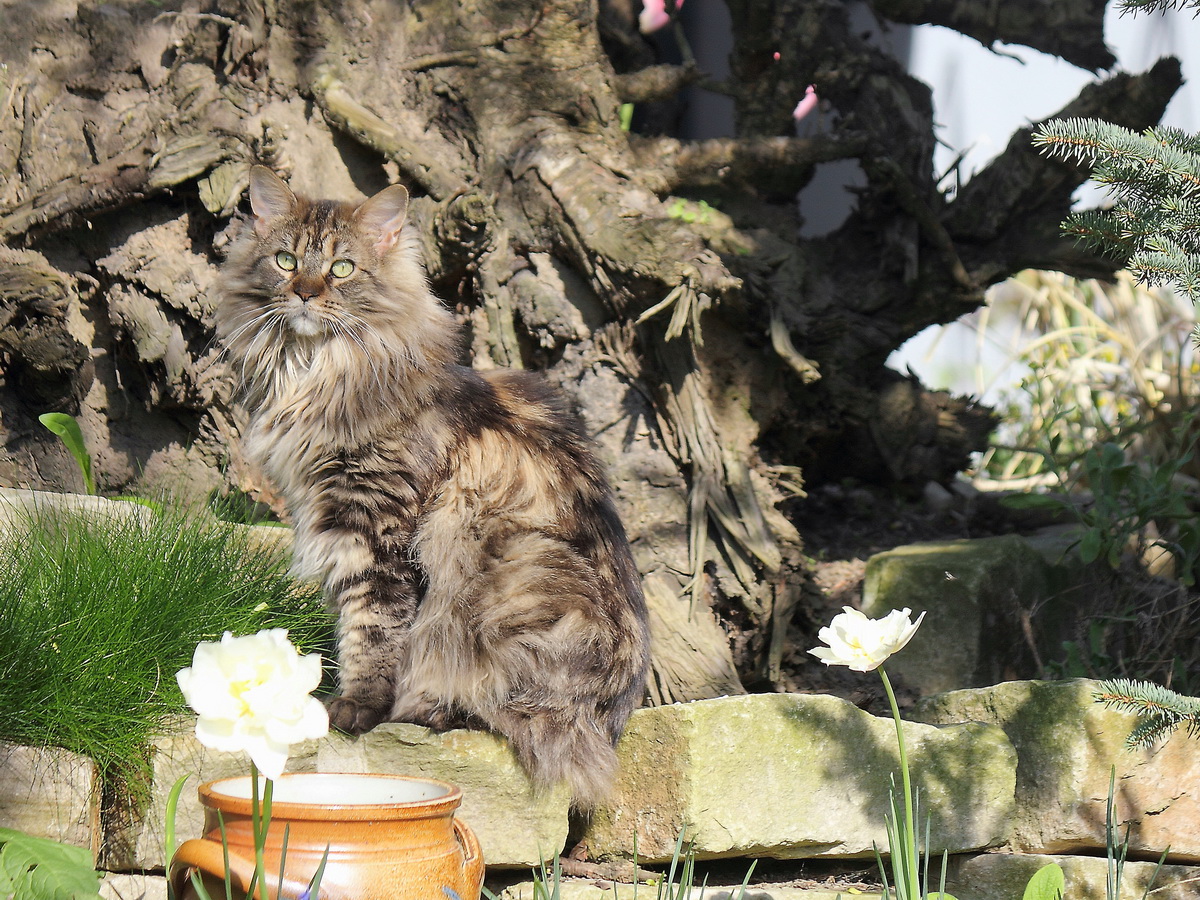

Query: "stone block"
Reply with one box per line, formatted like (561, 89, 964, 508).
(115, 721, 568, 871)
(862, 536, 1052, 696)
(944, 852, 1200, 900)
(0, 488, 155, 534)
(582, 694, 1016, 864)
(318, 723, 571, 868)
(916, 679, 1200, 861)
(106, 726, 319, 870)
(0, 742, 99, 859)
(100, 872, 168, 900)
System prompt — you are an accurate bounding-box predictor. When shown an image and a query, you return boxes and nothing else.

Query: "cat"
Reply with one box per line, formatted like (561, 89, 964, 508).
(215, 166, 650, 806)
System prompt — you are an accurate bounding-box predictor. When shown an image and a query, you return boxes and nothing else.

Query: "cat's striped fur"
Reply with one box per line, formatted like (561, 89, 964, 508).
(216, 167, 650, 805)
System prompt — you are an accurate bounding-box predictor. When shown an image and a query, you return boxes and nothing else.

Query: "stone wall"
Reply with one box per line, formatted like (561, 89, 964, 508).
(7, 678, 1200, 900)
(6, 529, 1200, 899)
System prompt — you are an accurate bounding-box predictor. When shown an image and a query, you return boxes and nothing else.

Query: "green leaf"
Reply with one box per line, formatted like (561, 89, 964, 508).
(37, 413, 95, 495)
(1022, 863, 1065, 900)
(165, 775, 190, 863)
(619, 102, 634, 132)
(0, 828, 102, 900)
(112, 496, 164, 514)
(1080, 528, 1103, 564)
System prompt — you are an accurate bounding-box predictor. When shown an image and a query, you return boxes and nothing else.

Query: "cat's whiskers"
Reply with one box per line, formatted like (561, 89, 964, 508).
(244, 314, 296, 401)
(328, 310, 389, 395)
(220, 302, 280, 350)
(222, 308, 280, 392)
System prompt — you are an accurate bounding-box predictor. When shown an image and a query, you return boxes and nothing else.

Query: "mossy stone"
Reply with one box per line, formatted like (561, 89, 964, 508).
(917, 679, 1200, 860)
(862, 536, 1053, 696)
(944, 852, 1200, 900)
(583, 694, 1016, 864)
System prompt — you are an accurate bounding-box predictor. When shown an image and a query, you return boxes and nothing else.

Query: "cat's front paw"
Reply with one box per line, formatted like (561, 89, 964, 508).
(327, 695, 389, 735)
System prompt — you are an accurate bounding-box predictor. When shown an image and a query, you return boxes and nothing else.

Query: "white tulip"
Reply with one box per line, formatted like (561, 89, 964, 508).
(809, 606, 926, 672)
(176, 629, 329, 779)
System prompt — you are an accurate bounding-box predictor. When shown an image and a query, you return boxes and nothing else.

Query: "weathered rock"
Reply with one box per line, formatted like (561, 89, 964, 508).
(0, 742, 99, 860)
(0, 488, 291, 559)
(582, 693, 1016, 863)
(944, 852, 1200, 900)
(861, 536, 1053, 696)
(114, 722, 568, 871)
(105, 726, 317, 871)
(916, 679, 1200, 861)
(0, 487, 156, 533)
(317, 724, 571, 868)
(99, 872, 168, 900)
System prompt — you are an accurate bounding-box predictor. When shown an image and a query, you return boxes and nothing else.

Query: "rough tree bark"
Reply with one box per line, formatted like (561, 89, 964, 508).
(0, 0, 1183, 697)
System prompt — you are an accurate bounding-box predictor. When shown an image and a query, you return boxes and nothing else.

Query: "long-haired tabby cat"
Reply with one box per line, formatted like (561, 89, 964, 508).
(216, 166, 650, 805)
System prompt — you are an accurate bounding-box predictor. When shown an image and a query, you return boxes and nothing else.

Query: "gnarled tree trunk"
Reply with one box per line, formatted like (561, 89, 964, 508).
(0, 0, 1182, 696)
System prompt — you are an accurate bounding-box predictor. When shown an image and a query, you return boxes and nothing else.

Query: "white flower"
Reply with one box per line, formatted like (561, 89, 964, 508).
(176, 629, 328, 779)
(809, 606, 926, 672)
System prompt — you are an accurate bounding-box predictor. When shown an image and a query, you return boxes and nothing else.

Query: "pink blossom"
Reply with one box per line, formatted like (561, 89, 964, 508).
(640, 0, 683, 34)
(793, 84, 818, 121)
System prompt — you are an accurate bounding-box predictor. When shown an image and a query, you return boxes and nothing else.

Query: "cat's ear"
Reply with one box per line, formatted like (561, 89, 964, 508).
(248, 166, 296, 235)
(354, 184, 410, 255)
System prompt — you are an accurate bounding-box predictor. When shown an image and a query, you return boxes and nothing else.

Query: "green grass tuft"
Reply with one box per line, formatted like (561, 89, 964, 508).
(0, 498, 334, 785)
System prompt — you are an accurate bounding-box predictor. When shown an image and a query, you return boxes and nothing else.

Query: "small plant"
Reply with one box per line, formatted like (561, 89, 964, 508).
(1103, 768, 1169, 900)
(0, 497, 333, 787)
(1005, 437, 1200, 583)
(0, 828, 104, 900)
(810, 607, 956, 900)
(665, 197, 715, 225)
(484, 830, 756, 900)
(37, 413, 95, 495)
(1022, 863, 1065, 900)
(170, 629, 330, 900)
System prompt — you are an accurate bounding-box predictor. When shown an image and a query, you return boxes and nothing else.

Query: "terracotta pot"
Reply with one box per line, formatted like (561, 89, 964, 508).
(169, 773, 484, 900)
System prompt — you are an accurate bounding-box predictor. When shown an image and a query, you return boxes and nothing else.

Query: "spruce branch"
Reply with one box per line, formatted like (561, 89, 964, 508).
(1118, 0, 1200, 14)
(1034, 118, 1200, 301)
(1095, 678, 1200, 748)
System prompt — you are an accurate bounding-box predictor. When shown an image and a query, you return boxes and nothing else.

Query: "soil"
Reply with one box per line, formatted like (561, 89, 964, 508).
(486, 856, 887, 896)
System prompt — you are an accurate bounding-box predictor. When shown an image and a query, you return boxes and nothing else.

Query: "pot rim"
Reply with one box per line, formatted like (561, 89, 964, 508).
(198, 772, 464, 820)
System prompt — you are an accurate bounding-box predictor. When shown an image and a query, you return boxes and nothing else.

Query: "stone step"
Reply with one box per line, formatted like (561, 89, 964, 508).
(490, 883, 877, 900)
(917, 678, 1200, 862)
(945, 852, 1200, 900)
(0, 742, 99, 861)
(110, 723, 570, 872)
(580, 692, 1017, 864)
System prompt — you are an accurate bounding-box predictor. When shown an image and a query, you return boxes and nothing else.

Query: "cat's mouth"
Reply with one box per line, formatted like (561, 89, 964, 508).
(279, 299, 324, 337)
(288, 312, 323, 337)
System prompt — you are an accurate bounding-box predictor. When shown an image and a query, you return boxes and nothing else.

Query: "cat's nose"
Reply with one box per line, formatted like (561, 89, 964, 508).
(293, 287, 320, 302)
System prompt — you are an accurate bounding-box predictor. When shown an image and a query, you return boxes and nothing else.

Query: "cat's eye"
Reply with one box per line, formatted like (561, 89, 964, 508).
(330, 259, 355, 278)
(275, 251, 297, 271)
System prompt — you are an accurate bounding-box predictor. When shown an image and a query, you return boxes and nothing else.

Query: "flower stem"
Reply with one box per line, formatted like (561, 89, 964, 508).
(249, 763, 272, 900)
(879, 666, 919, 896)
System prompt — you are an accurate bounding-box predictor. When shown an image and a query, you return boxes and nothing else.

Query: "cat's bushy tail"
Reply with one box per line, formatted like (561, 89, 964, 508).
(495, 708, 621, 809)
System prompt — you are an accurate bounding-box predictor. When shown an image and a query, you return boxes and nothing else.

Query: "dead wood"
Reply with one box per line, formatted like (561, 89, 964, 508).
(0, 0, 1183, 694)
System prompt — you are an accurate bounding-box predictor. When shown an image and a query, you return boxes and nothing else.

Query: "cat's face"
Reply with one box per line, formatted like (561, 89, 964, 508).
(219, 167, 411, 345)
(217, 168, 458, 409)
